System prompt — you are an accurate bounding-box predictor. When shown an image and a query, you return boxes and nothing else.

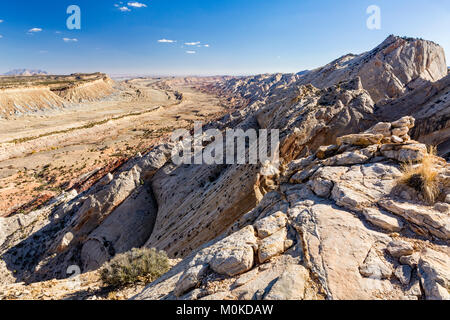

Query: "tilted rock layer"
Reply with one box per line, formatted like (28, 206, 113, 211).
(0, 73, 115, 117)
(135, 119, 450, 301)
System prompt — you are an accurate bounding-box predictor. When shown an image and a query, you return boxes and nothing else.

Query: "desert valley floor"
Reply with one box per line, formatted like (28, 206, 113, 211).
(0, 77, 232, 216)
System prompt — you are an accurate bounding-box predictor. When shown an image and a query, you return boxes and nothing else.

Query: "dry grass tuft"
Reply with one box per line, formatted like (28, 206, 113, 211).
(100, 248, 170, 288)
(398, 146, 441, 204)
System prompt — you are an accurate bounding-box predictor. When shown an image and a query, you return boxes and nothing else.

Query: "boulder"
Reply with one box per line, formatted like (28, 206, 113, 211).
(253, 212, 287, 239)
(264, 264, 309, 300)
(336, 133, 384, 147)
(210, 226, 258, 277)
(359, 248, 393, 280)
(258, 228, 288, 263)
(399, 253, 420, 268)
(174, 264, 209, 297)
(387, 240, 415, 258)
(380, 200, 450, 240)
(321, 145, 377, 166)
(365, 122, 391, 137)
(391, 135, 404, 144)
(380, 143, 427, 162)
(362, 207, 404, 232)
(391, 116, 415, 129)
(392, 127, 409, 137)
(394, 265, 412, 285)
(417, 248, 450, 300)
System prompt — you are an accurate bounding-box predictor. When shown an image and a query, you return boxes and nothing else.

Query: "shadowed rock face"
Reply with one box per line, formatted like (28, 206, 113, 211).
(374, 74, 450, 158)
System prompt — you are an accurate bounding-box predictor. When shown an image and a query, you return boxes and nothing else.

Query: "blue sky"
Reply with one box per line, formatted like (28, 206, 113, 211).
(0, 0, 449, 75)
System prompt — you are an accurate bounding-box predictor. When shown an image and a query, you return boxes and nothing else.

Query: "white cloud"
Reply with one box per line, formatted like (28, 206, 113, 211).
(115, 2, 147, 12)
(158, 39, 176, 43)
(63, 38, 78, 42)
(186, 51, 196, 54)
(185, 42, 200, 46)
(28, 28, 43, 33)
(0, 35, 3, 39)
(204, 44, 210, 48)
(0, 20, 3, 23)
(128, 2, 147, 8)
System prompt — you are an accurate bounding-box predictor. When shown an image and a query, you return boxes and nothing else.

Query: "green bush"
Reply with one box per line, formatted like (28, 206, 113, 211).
(100, 248, 170, 287)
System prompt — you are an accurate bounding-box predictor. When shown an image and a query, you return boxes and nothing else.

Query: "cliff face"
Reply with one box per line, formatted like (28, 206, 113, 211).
(0, 87, 67, 117)
(298, 35, 447, 103)
(52, 77, 116, 103)
(0, 74, 115, 117)
(374, 74, 450, 158)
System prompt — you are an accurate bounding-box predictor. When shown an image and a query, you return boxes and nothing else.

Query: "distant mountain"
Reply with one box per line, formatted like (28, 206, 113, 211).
(3, 69, 49, 76)
(296, 70, 310, 76)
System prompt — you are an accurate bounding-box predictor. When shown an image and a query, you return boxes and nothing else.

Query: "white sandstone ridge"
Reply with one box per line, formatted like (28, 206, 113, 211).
(134, 117, 450, 301)
(216, 35, 448, 104)
(0, 73, 115, 117)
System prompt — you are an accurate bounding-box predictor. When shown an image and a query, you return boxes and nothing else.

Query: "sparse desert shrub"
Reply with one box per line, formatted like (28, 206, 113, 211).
(100, 248, 170, 287)
(398, 147, 440, 203)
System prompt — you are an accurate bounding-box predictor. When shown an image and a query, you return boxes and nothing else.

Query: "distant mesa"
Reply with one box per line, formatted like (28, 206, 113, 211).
(3, 69, 49, 76)
(0, 72, 116, 117)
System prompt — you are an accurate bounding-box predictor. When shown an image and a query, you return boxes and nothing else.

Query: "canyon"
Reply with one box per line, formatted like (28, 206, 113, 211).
(0, 35, 449, 300)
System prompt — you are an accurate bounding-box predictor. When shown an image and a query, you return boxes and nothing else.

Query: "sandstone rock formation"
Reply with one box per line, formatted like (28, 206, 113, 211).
(216, 35, 447, 105)
(134, 119, 449, 301)
(297, 35, 447, 103)
(214, 36, 449, 158)
(0, 35, 448, 301)
(0, 73, 115, 118)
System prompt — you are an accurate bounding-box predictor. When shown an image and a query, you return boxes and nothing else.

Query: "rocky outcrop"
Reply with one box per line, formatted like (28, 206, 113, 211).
(135, 119, 449, 301)
(0, 144, 173, 284)
(297, 35, 447, 103)
(417, 248, 450, 300)
(213, 36, 449, 159)
(1, 35, 448, 301)
(215, 35, 447, 105)
(80, 185, 158, 271)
